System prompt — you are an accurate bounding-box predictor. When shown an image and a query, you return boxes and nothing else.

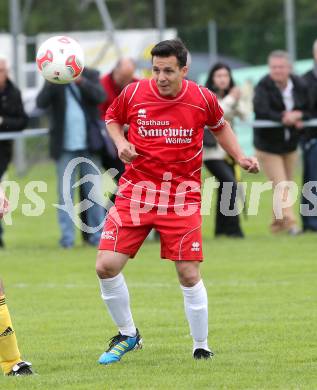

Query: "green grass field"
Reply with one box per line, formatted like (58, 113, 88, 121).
(0, 162, 316, 389)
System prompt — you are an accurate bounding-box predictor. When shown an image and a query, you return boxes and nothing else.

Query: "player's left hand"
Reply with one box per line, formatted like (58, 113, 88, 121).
(238, 156, 260, 174)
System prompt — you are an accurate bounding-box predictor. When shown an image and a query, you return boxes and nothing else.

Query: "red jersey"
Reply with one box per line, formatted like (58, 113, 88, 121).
(105, 78, 225, 208)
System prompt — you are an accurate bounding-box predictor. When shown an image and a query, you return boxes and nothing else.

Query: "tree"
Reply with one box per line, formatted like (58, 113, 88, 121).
(1, 0, 317, 64)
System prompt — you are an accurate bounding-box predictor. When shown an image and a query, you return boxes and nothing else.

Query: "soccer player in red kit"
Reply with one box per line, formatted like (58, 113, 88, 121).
(96, 39, 259, 364)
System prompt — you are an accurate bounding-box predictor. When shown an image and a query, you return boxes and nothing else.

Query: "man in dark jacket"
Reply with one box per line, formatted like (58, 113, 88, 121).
(36, 68, 106, 248)
(253, 50, 310, 235)
(301, 40, 317, 232)
(0, 58, 28, 247)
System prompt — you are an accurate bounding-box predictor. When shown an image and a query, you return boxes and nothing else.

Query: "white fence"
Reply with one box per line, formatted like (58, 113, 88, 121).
(0, 128, 49, 141)
(1, 119, 317, 174)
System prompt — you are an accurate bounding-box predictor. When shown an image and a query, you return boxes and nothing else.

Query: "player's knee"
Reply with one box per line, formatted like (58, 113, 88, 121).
(176, 262, 201, 287)
(96, 251, 120, 279)
(179, 273, 200, 287)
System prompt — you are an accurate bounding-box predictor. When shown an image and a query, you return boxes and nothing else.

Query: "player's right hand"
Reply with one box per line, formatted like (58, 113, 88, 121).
(117, 141, 138, 164)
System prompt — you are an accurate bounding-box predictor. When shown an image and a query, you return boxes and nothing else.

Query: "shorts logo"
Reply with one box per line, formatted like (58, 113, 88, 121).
(101, 230, 115, 240)
(138, 108, 146, 118)
(191, 241, 200, 252)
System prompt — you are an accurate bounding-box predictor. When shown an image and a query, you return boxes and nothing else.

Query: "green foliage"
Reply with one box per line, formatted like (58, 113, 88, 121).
(1, 0, 317, 64)
(0, 0, 9, 31)
(0, 162, 316, 389)
(24, 0, 102, 34)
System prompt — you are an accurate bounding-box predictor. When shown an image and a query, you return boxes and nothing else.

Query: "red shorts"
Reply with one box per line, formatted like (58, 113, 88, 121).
(99, 197, 203, 261)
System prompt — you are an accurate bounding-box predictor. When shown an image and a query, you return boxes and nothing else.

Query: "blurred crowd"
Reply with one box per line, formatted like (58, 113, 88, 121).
(1, 39, 317, 248)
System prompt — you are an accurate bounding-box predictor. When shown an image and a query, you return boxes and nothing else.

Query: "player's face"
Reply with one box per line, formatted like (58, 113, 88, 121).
(152, 56, 188, 97)
(213, 68, 231, 91)
(269, 57, 291, 86)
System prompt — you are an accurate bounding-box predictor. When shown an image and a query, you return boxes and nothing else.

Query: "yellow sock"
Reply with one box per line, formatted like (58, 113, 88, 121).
(0, 295, 22, 374)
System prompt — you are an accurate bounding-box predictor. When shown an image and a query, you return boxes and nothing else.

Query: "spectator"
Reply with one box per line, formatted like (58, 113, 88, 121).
(253, 50, 309, 235)
(203, 63, 248, 238)
(36, 68, 106, 248)
(0, 57, 28, 248)
(301, 40, 317, 232)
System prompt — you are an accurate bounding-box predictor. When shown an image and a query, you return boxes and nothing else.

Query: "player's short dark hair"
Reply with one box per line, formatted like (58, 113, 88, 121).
(151, 39, 188, 68)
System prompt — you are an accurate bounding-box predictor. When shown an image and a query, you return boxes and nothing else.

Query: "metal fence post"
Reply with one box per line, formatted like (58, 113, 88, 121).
(208, 20, 218, 65)
(284, 0, 296, 63)
(10, 0, 27, 176)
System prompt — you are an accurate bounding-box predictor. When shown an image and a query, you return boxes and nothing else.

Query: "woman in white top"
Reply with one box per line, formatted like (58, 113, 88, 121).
(203, 63, 247, 238)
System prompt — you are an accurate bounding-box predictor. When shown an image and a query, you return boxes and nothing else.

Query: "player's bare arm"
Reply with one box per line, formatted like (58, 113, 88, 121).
(211, 120, 260, 173)
(107, 121, 138, 164)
